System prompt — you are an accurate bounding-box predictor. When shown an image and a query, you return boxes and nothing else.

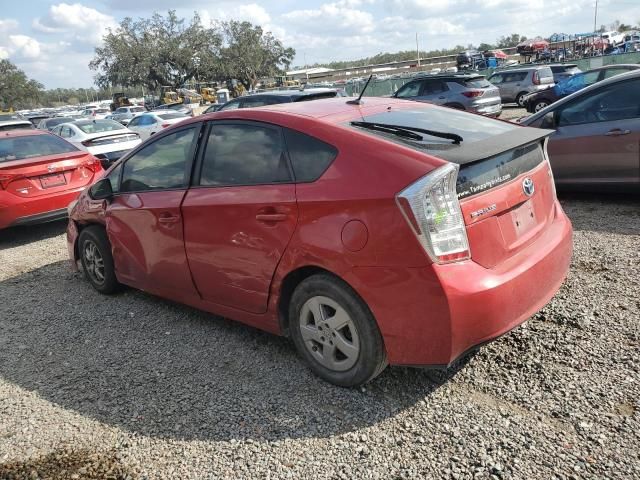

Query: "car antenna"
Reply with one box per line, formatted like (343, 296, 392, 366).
(346, 75, 373, 105)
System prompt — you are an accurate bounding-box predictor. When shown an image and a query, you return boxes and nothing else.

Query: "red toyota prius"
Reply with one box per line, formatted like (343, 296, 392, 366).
(0, 129, 103, 229)
(67, 98, 572, 386)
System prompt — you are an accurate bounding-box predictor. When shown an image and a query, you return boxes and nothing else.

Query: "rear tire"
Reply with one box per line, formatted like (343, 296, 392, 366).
(515, 92, 528, 107)
(78, 226, 120, 294)
(533, 100, 549, 112)
(289, 274, 387, 387)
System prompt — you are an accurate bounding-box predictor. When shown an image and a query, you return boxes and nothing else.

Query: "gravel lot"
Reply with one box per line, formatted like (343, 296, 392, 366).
(0, 188, 638, 479)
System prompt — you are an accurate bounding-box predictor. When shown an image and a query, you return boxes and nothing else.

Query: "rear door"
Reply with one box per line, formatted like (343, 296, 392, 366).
(181, 121, 298, 314)
(105, 124, 202, 297)
(418, 79, 449, 105)
(547, 77, 640, 187)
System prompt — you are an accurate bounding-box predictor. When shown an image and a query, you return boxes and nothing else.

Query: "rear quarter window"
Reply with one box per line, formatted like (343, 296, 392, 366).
(462, 78, 491, 88)
(284, 129, 338, 182)
(539, 68, 554, 79)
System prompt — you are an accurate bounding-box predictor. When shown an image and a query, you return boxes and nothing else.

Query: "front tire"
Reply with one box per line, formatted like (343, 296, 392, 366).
(534, 100, 549, 112)
(515, 92, 528, 107)
(289, 274, 387, 387)
(78, 226, 120, 294)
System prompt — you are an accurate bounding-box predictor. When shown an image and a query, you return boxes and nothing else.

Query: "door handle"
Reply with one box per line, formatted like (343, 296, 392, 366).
(605, 129, 631, 136)
(158, 213, 180, 224)
(256, 213, 287, 222)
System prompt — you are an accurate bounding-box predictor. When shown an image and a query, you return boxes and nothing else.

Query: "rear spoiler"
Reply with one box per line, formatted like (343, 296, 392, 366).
(437, 127, 554, 165)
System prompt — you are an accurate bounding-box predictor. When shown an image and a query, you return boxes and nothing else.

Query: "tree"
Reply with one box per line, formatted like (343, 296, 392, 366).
(90, 11, 222, 91)
(0, 60, 43, 110)
(218, 21, 295, 90)
(496, 34, 527, 48)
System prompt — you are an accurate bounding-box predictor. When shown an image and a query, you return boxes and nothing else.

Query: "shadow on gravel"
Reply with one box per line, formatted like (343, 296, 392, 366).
(0, 261, 470, 442)
(558, 192, 639, 236)
(0, 220, 67, 249)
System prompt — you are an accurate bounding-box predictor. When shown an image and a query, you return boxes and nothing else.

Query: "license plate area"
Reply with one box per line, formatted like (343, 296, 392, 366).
(40, 173, 67, 188)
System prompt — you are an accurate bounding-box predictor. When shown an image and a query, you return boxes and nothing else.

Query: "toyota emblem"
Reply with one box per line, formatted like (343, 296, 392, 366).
(522, 177, 535, 197)
(47, 164, 56, 173)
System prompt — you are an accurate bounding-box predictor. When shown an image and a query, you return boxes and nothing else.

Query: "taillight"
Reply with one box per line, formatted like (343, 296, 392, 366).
(161, 123, 170, 128)
(84, 155, 103, 172)
(81, 140, 92, 147)
(0, 173, 20, 190)
(462, 90, 484, 98)
(396, 163, 470, 264)
(532, 71, 541, 85)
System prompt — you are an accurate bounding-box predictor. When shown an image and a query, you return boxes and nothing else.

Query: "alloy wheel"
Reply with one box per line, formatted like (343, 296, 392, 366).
(299, 296, 360, 372)
(83, 240, 105, 285)
(534, 102, 548, 112)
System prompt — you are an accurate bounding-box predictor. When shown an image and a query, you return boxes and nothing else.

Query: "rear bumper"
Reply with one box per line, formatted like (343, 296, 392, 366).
(0, 188, 83, 230)
(347, 200, 572, 366)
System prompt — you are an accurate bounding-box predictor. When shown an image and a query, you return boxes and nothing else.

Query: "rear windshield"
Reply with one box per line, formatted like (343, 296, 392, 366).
(76, 120, 126, 134)
(539, 68, 554, 78)
(131, 107, 145, 112)
(462, 77, 491, 88)
(350, 108, 516, 150)
(0, 113, 23, 121)
(46, 117, 74, 127)
(457, 142, 544, 199)
(0, 123, 33, 132)
(0, 134, 78, 162)
(96, 109, 110, 113)
(295, 92, 338, 102)
(158, 112, 187, 120)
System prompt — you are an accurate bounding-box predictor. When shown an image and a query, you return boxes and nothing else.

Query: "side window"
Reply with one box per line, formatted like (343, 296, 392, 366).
(284, 128, 337, 182)
(199, 123, 291, 186)
(395, 81, 423, 98)
(489, 74, 502, 84)
(121, 127, 197, 192)
(60, 126, 72, 138)
(106, 162, 123, 194)
(582, 71, 600, 85)
(557, 79, 640, 126)
(424, 80, 448, 94)
(128, 116, 141, 127)
(116, 108, 126, 113)
(602, 68, 625, 79)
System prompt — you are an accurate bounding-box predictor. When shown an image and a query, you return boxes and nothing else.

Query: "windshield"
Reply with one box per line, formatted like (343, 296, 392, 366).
(76, 120, 126, 134)
(0, 134, 78, 162)
(158, 112, 187, 120)
(350, 108, 516, 150)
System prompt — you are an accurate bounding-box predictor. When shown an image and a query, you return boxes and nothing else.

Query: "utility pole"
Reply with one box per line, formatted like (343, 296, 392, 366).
(593, 0, 598, 34)
(416, 33, 421, 67)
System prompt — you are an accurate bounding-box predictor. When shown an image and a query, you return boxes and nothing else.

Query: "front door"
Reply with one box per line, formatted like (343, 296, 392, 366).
(105, 125, 202, 298)
(182, 121, 298, 314)
(548, 78, 640, 186)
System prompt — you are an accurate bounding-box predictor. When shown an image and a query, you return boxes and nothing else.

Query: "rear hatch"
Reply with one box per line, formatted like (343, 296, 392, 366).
(349, 106, 555, 267)
(0, 133, 102, 198)
(82, 132, 140, 148)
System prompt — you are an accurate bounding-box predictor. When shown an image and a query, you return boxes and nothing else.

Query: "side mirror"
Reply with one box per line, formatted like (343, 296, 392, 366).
(89, 178, 113, 200)
(540, 111, 556, 129)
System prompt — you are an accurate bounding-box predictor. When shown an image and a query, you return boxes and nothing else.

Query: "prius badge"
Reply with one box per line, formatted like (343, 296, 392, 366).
(522, 177, 535, 197)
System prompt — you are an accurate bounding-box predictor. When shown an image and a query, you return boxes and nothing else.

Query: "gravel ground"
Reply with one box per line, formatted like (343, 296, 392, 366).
(0, 193, 638, 480)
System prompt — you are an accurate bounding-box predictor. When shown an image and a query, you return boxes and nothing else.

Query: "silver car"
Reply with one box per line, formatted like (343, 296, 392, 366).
(109, 106, 147, 125)
(488, 65, 555, 107)
(392, 73, 502, 117)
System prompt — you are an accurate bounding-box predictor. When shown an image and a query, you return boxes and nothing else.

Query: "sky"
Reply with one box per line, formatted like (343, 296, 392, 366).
(1, 0, 639, 89)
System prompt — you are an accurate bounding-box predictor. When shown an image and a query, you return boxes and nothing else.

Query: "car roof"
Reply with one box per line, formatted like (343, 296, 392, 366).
(585, 64, 640, 72)
(0, 128, 48, 138)
(524, 69, 640, 123)
(406, 73, 485, 81)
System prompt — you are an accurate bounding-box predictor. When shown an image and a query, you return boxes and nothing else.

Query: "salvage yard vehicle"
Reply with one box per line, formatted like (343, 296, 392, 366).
(214, 88, 341, 112)
(51, 119, 141, 169)
(67, 97, 572, 387)
(0, 119, 34, 132)
(393, 73, 502, 117)
(126, 111, 190, 140)
(523, 64, 640, 113)
(0, 129, 103, 229)
(108, 106, 147, 125)
(488, 65, 554, 107)
(36, 117, 76, 132)
(521, 70, 640, 192)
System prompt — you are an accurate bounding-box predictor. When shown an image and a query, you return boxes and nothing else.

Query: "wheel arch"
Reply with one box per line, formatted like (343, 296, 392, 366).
(277, 265, 355, 337)
(73, 221, 107, 263)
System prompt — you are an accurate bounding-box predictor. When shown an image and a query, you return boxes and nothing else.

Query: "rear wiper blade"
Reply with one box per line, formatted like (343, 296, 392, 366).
(350, 121, 423, 141)
(351, 121, 463, 144)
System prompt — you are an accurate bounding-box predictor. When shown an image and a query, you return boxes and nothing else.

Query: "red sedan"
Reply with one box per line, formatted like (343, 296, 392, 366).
(0, 129, 103, 229)
(67, 98, 572, 386)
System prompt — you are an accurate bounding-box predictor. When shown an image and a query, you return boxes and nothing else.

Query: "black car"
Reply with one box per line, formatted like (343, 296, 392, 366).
(524, 64, 640, 113)
(210, 88, 341, 112)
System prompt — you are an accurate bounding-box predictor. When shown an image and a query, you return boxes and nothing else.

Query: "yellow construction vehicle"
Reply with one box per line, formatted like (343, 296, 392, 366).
(200, 87, 217, 104)
(161, 86, 182, 106)
(110, 93, 132, 111)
